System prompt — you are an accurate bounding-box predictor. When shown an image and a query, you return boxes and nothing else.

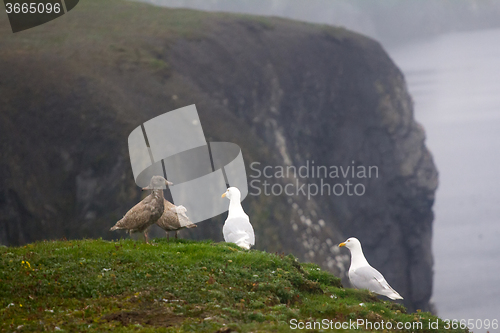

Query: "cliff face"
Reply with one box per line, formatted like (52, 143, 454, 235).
(0, 0, 437, 312)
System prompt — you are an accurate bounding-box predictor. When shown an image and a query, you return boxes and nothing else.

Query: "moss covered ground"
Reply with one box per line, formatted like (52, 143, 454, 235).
(0, 239, 468, 332)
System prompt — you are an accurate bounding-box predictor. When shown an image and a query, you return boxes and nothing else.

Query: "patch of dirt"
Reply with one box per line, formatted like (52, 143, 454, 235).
(215, 328, 233, 333)
(103, 308, 184, 327)
(297, 279, 323, 294)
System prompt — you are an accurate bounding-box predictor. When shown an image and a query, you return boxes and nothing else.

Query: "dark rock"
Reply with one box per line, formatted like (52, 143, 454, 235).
(0, 5, 437, 312)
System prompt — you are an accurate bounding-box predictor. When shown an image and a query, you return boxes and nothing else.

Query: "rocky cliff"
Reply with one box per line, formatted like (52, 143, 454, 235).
(0, 0, 437, 312)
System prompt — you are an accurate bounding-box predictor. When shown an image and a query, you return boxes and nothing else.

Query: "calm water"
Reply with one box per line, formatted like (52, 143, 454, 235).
(390, 29, 500, 331)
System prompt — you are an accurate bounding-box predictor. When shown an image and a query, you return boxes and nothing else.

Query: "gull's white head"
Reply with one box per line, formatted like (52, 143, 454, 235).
(221, 187, 241, 200)
(338, 237, 362, 250)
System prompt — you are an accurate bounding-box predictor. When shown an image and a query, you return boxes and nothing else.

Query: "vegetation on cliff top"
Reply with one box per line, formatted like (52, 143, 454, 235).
(0, 239, 467, 332)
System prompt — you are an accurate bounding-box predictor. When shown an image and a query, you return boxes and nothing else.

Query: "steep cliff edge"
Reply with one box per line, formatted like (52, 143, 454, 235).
(0, 0, 437, 312)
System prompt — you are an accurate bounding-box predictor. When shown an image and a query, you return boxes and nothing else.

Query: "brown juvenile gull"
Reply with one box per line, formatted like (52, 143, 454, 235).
(155, 199, 197, 240)
(110, 176, 172, 243)
(339, 237, 403, 300)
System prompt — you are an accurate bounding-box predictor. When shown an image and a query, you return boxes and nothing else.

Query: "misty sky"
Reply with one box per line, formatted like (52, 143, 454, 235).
(137, 0, 500, 46)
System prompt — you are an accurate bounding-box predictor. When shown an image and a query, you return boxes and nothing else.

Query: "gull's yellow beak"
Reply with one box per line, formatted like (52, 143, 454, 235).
(338, 242, 346, 247)
(221, 192, 227, 198)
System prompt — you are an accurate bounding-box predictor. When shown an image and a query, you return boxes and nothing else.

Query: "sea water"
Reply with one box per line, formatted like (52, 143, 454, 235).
(389, 28, 500, 332)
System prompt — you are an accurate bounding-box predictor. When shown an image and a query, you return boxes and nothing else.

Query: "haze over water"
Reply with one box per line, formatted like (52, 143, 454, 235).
(390, 28, 500, 331)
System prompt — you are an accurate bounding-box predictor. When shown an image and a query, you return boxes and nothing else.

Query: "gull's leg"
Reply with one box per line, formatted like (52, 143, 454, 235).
(166, 232, 170, 242)
(175, 231, 178, 239)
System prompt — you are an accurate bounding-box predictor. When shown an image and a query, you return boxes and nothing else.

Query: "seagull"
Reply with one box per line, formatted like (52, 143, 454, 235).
(156, 199, 197, 240)
(110, 176, 172, 244)
(339, 237, 403, 300)
(221, 187, 255, 250)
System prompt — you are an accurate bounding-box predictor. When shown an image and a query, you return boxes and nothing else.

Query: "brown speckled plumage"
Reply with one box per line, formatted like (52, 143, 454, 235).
(156, 199, 196, 240)
(110, 176, 171, 243)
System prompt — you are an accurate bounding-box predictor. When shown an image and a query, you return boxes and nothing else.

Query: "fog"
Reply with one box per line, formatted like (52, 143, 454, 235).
(390, 29, 500, 330)
(139, 0, 500, 46)
(136, 0, 500, 328)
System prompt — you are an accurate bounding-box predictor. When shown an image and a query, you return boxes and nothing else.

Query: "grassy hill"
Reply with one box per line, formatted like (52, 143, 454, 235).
(0, 239, 466, 332)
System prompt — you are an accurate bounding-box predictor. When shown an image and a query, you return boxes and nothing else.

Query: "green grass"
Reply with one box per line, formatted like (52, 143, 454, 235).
(0, 239, 468, 332)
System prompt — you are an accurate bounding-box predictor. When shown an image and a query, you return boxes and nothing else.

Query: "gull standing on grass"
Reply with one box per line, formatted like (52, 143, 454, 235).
(339, 237, 403, 300)
(110, 176, 172, 244)
(221, 187, 255, 250)
(156, 200, 197, 240)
